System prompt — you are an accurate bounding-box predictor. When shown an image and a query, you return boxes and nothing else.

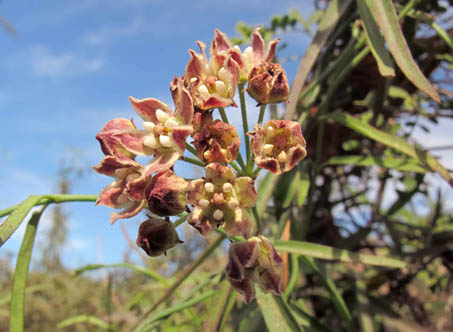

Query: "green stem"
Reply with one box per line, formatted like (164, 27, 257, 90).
(128, 235, 225, 332)
(185, 143, 199, 158)
(251, 206, 262, 234)
(218, 107, 229, 123)
(182, 156, 205, 167)
(0, 194, 97, 219)
(238, 83, 251, 172)
(229, 161, 243, 175)
(173, 214, 188, 228)
(10, 204, 48, 332)
(257, 105, 266, 124)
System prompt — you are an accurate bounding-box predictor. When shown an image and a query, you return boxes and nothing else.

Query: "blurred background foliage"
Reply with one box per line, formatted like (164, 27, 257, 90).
(1, 0, 453, 331)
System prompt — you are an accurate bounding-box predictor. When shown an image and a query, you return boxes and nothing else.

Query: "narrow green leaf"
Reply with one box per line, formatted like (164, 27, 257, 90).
(357, 0, 395, 76)
(300, 257, 353, 331)
(10, 205, 47, 332)
(431, 22, 453, 50)
(285, 0, 353, 120)
(256, 289, 303, 332)
(326, 155, 430, 173)
(368, 0, 440, 102)
(0, 195, 40, 248)
(274, 239, 406, 268)
(329, 112, 453, 186)
(73, 263, 170, 287)
(355, 279, 375, 332)
(134, 291, 215, 332)
(58, 315, 112, 330)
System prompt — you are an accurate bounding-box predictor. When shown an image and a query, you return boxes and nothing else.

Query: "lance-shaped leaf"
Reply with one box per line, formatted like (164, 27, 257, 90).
(368, 0, 440, 102)
(328, 112, 453, 187)
(357, 0, 395, 77)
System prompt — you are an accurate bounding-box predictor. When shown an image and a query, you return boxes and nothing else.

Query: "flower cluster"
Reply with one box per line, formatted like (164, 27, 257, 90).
(94, 28, 307, 303)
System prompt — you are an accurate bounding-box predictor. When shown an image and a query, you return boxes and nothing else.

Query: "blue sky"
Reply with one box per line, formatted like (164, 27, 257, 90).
(0, 0, 315, 267)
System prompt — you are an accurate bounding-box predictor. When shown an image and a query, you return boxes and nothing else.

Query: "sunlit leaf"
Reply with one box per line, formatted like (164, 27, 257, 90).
(357, 0, 395, 77)
(274, 240, 406, 268)
(368, 0, 440, 102)
(0, 195, 40, 248)
(10, 205, 47, 332)
(328, 112, 453, 186)
(256, 289, 302, 332)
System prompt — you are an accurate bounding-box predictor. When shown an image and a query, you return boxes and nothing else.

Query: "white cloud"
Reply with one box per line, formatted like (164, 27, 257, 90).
(84, 17, 143, 46)
(30, 46, 103, 77)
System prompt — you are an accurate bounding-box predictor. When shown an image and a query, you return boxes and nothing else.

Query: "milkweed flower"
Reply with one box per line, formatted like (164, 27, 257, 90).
(183, 30, 241, 110)
(226, 235, 283, 303)
(95, 118, 138, 162)
(247, 28, 289, 105)
(187, 163, 256, 237)
(121, 77, 194, 179)
(146, 170, 188, 217)
(193, 117, 240, 164)
(248, 120, 307, 174)
(93, 155, 147, 224)
(136, 218, 183, 257)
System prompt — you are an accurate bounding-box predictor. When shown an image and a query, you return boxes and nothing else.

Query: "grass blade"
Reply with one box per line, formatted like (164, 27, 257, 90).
(274, 239, 406, 268)
(58, 315, 113, 330)
(0, 195, 40, 248)
(357, 0, 395, 77)
(368, 0, 440, 102)
(329, 111, 453, 186)
(256, 289, 303, 332)
(10, 205, 47, 332)
(73, 263, 170, 287)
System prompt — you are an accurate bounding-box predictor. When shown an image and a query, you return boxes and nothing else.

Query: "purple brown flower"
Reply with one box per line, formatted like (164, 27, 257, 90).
(187, 163, 256, 237)
(193, 119, 240, 164)
(226, 236, 283, 303)
(248, 120, 307, 174)
(136, 218, 183, 257)
(93, 155, 147, 224)
(183, 30, 241, 110)
(146, 170, 188, 217)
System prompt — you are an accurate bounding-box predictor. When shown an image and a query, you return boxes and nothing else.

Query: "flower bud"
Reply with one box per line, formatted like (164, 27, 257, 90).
(226, 236, 283, 303)
(247, 62, 289, 105)
(136, 218, 182, 257)
(146, 170, 188, 216)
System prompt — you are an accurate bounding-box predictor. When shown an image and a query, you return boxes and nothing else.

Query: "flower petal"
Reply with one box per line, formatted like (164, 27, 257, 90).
(93, 155, 142, 177)
(129, 96, 172, 123)
(252, 27, 265, 64)
(171, 77, 194, 125)
(110, 200, 146, 224)
(96, 118, 137, 160)
(188, 206, 213, 235)
(233, 177, 257, 209)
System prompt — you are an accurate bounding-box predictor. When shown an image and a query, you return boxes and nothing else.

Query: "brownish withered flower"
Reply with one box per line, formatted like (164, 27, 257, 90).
(226, 235, 283, 303)
(136, 218, 183, 257)
(249, 120, 307, 174)
(146, 170, 188, 217)
(246, 28, 289, 105)
(193, 119, 240, 164)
